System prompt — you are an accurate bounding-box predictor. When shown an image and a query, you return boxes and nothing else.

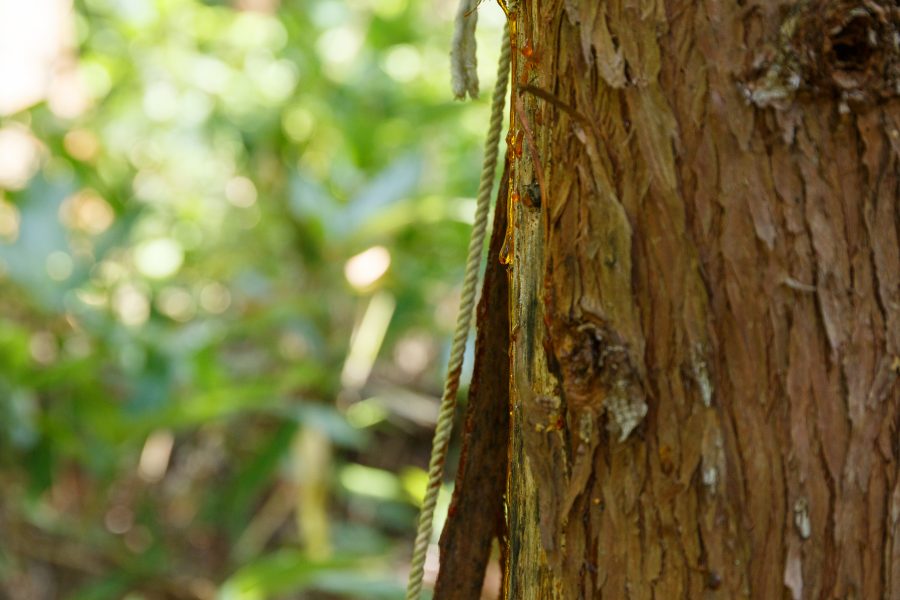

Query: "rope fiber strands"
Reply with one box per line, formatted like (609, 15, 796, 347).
(450, 0, 479, 99)
(404, 21, 511, 600)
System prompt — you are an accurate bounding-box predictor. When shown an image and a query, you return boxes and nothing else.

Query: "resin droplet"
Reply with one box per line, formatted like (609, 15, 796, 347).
(499, 191, 519, 266)
(499, 235, 513, 266)
(521, 39, 534, 59)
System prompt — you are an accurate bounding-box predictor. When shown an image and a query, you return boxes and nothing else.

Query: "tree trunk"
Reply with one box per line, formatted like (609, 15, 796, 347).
(504, 1, 900, 598)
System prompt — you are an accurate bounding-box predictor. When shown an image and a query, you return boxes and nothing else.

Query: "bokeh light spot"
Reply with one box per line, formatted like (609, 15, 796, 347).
(157, 286, 195, 322)
(225, 176, 257, 208)
(382, 45, 422, 83)
(46, 251, 74, 281)
(138, 429, 174, 483)
(59, 189, 114, 235)
(0, 126, 42, 189)
(142, 81, 179, 122)
(199, 281, 231, 314)
(134, 238, 184, 279)
(104, 505, 134, 535)
(0, 197, 21, 242)
(113, 283, 150, 326)
(63, 128, 100, 162)
(316, 26, 362, 79)
(29, 332, 58, 365)
(282, 106, 314, 142)
(344, 245, 390, 290)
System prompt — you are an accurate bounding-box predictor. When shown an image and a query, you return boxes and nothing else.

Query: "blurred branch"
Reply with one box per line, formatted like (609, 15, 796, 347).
(232, 480, 297, 561)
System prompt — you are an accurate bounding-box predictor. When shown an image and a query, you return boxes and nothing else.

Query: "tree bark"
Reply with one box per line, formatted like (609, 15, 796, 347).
(435, 164, 510, 600)
(504, 1, 900, 598)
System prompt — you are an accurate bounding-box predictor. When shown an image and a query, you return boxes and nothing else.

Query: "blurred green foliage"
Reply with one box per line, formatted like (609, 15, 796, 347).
(0, 0, 506, 597)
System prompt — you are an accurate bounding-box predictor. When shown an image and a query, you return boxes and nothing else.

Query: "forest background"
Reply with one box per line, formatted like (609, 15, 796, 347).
(0, 0, 507, 597)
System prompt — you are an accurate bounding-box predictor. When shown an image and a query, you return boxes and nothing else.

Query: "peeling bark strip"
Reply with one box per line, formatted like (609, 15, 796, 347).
(507, 0, 900, 598)
(434, 163, 511, 600)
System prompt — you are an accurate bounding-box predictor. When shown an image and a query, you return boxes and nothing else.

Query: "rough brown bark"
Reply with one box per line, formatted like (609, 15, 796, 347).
(504, 1, 900, 598)
(434, 163, 511, 599)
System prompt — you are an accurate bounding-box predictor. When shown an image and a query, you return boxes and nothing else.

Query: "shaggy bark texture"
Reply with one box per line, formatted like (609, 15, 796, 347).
(503, 1, 900, 598)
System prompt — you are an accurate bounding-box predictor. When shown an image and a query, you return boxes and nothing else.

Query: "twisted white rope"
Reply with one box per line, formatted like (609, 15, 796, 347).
(404, 22, 511, 600)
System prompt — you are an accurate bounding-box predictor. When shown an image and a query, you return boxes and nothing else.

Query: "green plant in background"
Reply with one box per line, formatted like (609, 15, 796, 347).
(0, 0, 506, 597)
